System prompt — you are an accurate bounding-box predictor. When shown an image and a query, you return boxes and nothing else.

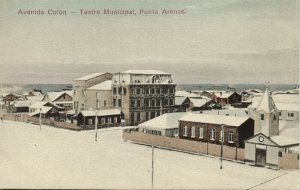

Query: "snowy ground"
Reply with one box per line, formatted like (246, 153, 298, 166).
(0, 120, 299, 189)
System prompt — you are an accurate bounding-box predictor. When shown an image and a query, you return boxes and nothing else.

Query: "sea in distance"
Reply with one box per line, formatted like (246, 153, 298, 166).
(0, 83, 298, 94)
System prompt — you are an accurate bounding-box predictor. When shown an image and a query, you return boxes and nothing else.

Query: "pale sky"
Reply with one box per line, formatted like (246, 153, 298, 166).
(0, 0, 299, 84)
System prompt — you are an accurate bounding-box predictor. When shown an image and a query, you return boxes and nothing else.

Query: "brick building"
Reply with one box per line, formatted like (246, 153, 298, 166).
(178, 113, 254, 148)
(111, 70, 176, 125)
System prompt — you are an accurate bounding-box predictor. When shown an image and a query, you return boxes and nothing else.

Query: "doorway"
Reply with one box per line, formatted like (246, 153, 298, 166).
(255, 148, 266, 166)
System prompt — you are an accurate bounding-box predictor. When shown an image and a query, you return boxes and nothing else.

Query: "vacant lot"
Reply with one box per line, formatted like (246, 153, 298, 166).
(0, 121, 298, 189)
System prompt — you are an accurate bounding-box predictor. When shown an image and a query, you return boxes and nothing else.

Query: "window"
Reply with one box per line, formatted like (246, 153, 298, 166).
(123, 88, 127, 95)
(137, 100, 141, 107)
(183, 126, 188, 137)
(191, 127, 196, 138)
(82, 90, 85, 96)
(101, 118, 106, 124)
(210, 129, 216, 140)
(279, 112, 282, 120)
(156, 88, 161, 94)
(151, 99, 155, 107)
(108, 117, 112, 123)
(156, 100, 161, 107)
(199, 128, 204, 139)
(146, 112, 149, 120)
(131, 100, 136, 108)
(287, 112, 294, 121)
(118, 99, 122, 107)
(81, 104, 84, 111)
(136, 88, 141, 95)
(96, 99, 100, 109)
(151, 88, 155, 94)
(151, 112, 155, 119)
(164, 99, 169, 106)
(169, 99, 174, 106)
(228, 132, 234, 143)
(104, 100, 107, 107)
(146, 88, 150, 94)
(114, 117, 118, 123)
(113, 87, 117, 95)
(113, 99, 116, 107)
(260, 114, 264, 120)
(273, 114, 276, 120)
(88, 119, 93, 125)
(137, 112, 140, 122)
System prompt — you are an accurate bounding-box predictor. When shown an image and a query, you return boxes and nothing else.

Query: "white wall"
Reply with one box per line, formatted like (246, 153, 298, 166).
(266, 146, 279, 165)
(245, 143, 256, 161)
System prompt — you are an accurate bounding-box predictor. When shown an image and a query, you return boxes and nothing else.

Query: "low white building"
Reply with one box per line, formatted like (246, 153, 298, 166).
(138, 112, 187, 137)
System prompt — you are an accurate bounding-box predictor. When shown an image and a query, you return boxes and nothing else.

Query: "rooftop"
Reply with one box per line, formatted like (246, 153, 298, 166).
(139, 112, 187, 130)
(74, 73, 105, 81)
(179, 113, 251, 127)
(88, 80, 112, 91)
(270, 135, 299, 147)
(256, 89, 277, 113)
(79, 109, 121, 117)
(121, 70, 170, 75)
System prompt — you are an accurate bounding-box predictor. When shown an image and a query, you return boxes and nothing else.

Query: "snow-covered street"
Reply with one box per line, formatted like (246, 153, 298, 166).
(0, 121, 299, 189)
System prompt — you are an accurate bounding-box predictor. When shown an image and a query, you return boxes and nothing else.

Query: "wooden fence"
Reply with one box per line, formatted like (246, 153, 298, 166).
(2, 114, 82, 131)
(279, 152, 299, 170)
(123, 131, 245, 161)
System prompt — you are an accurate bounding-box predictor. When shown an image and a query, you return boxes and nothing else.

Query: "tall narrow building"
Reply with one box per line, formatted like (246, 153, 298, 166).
(254, 89, 279, 136)
(111, 70, 176, 125)
(73, 72, 112, 113)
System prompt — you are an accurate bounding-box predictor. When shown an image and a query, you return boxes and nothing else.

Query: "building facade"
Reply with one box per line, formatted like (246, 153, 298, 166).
(73, 72, 113, 113)
(178, 113, 254, 148)
(111, 70, 176, 125)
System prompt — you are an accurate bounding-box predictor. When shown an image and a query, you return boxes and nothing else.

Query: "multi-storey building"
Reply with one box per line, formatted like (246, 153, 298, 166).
(111, 70, 176, 125)
(73, 72, 112, 113)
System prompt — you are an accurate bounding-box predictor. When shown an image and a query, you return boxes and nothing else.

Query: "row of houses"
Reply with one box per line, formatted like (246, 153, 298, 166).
(132, 89, 299, 169)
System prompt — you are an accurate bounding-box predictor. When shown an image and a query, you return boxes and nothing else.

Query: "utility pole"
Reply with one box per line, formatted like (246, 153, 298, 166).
(220, 124, 224, 169)
(151, 144, 154, 189)
(39, 108, 42, 131)
(95, 99, 99, 142)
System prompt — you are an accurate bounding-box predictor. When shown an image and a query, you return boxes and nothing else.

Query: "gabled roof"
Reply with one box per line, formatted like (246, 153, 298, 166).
(189, 98, 211, 107)
(245, 132, 299, 147)
(79, 109, 121, 117)
(11, 101, 32, 107)
(43, 91, 73, 102)
(121, 70, 170, 75)
(28, 106, 52, 116)
(74, 73, 106, 81)
(88, 80, 112, 91)
(213, 92, 239, 98)
(139, 112, 187, 130)
(179, 113, 251, 127)
(175, 96, 188, 105)
(256, 89, 277, 113)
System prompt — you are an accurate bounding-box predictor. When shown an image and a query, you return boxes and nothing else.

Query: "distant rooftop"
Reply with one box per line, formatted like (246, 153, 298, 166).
(88, 80, 112, 91)
(121, 70, 170, 75)
(74, 73, 105, 81)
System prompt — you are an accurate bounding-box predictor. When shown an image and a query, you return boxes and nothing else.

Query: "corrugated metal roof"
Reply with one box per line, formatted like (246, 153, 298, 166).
(179, 113, 251, 127)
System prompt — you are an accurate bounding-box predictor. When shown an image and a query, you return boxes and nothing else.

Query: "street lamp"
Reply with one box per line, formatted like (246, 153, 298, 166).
(220, 124, 224, 169)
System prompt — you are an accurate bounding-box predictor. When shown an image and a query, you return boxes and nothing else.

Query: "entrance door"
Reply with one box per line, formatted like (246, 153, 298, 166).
(255, 148, 266, 166)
